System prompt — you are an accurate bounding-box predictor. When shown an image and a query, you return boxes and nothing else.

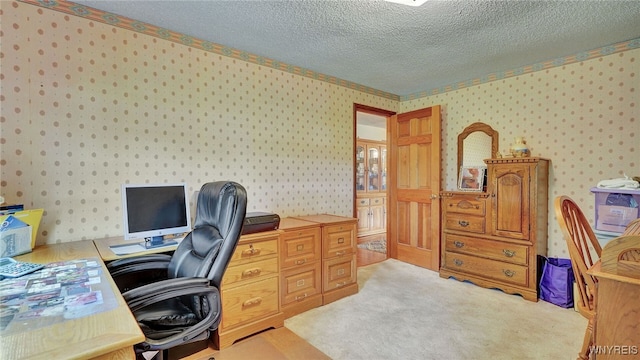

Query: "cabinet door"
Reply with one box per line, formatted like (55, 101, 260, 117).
(490, 163, 530, 240)
(356, 202, 370, 233)
(380, 146, 387, 191)
(356, 144, 366, 193)
(367, 146, 381, 191)
(369, 197, 385, 233)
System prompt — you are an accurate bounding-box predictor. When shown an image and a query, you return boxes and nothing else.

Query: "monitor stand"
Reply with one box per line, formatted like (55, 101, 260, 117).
(144, 236, 178, 249)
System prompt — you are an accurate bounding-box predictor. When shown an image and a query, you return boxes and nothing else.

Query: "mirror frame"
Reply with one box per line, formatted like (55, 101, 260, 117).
(457, 122, 499, 177)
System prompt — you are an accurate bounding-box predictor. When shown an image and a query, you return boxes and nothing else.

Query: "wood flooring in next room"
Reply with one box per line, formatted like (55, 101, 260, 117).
(357, 234, 387, 267)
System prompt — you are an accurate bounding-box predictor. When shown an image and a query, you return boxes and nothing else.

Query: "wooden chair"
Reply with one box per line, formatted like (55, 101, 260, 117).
(554, 196, 602, 360)
(622, 218, 640, 236)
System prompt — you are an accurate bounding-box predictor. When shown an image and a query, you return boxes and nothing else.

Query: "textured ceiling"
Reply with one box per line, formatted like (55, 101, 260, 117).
(73, 0, 640, 97)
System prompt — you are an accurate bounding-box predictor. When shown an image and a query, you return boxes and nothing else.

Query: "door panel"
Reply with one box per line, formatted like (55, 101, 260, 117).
(491, 164, 530, 240)
(388, 106, 441, 270)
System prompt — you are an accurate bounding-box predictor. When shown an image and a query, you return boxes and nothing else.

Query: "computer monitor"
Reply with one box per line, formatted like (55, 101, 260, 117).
(121, 183, 191, 248)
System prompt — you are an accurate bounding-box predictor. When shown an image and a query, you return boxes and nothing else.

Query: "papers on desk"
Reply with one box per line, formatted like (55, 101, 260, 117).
(0, 258, 118, 334)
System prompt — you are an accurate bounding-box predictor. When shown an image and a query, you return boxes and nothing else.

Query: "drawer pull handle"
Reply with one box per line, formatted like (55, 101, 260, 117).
(503, 269, 516, 278)
(502, 249, 516, 258)
(295, 293, 308, 301)
(296, 279, 305, 287)
(296, 259, 306, 265)
(453, 259, 463, 266)
(338, 237, 345, 244)
(296, 244, 304, 252)
(242, 268, 262, 277)
(458, 220, 469, 227)
(242, 244, 261, 256)
(335, 251, 345, 256)
(453, 241, 465, 248)
(242, 297, 263, 308)
(335, 282, 346, 288)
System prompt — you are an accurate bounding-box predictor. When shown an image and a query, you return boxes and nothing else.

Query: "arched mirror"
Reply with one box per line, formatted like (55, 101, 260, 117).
(457, 122, 499, 177)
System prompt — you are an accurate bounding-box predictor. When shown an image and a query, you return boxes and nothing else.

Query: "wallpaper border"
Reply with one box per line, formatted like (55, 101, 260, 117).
(18, 0, 640, 102)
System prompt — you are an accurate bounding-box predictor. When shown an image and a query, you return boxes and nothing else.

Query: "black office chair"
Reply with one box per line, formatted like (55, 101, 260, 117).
(108, 181, 247, 359)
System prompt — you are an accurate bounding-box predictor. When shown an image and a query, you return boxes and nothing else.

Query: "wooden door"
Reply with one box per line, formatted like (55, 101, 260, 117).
(388, 106, 441, 270)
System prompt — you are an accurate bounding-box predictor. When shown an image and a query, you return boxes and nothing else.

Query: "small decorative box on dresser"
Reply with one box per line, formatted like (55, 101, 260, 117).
(278, 217, 323, 318)
(214, 230, 284, 349)
(291, 214, 359, 305)
(440, 157, 549, 302)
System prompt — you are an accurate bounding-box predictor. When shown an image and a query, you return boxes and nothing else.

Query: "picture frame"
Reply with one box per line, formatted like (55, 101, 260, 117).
(458, 166, 486, 192)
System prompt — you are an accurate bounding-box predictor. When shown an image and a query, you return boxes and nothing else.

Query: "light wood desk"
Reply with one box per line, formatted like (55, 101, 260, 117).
(94, 236, 180, 262)
(588, 235, 640, 359)
(2, 240, 144, 360)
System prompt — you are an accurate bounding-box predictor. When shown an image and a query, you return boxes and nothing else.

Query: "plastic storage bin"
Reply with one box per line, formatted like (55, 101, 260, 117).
(591, 187, 640, 233)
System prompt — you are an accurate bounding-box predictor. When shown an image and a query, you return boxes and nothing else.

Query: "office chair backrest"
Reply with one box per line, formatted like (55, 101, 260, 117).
(168, 181, 247, 287)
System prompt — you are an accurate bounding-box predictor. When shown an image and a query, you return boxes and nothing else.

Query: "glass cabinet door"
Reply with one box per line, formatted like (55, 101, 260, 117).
(356, 144, 366, 192)
(380, 146, 387, 191)
(367, 147, 380, 191)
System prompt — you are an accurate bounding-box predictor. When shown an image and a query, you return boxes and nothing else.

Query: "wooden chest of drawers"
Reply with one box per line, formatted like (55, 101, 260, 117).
(440, 158, 549, 302)
(214, 230, 284, 349)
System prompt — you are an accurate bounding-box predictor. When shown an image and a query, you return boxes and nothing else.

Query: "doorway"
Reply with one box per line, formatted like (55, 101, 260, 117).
(353, 104, 395, 267)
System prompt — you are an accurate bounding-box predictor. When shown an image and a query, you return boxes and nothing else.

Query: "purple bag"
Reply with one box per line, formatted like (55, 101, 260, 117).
(539, 258, 575, 308)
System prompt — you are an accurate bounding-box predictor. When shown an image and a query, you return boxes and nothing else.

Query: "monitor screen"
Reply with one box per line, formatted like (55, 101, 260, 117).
(121, 183, 191, 241)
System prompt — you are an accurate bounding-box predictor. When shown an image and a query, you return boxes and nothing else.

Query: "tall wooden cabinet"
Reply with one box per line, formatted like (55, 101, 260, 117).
(440, 157, 549, 301)
(356, 139, 387, 237)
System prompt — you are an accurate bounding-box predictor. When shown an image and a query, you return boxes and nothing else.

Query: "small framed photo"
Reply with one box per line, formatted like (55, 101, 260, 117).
(458, 166, 486, 192)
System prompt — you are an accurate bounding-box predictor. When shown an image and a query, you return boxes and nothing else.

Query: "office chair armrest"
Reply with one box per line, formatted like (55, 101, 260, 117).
(108, 254, 172, 274)
(108, 254, 172, 292)
(123, 277, 215, 311)
(108, 254, 171, 277)
(123, 277, 221, 351)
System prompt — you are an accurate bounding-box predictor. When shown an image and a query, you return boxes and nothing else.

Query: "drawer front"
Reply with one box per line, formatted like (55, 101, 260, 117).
(221, 276, 279, 329)
(323, 256, 356, 292)
(357, 198, 370, 207)
(445, 214, 485, 233)
(281, 263, 322, 306)
(229, 238, 278, 265)
(281, 227, 321, 268)
(323, 224, 355, 258)
(444, 197, 486, 216)
(445, 234, 528, 266)
(444, 252, 528, 287)
(370, 197, 384, 206)
(222, 257, 279, 286)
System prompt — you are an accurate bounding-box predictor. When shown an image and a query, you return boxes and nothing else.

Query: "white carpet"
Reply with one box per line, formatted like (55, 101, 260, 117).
(285, 259, 586, 360)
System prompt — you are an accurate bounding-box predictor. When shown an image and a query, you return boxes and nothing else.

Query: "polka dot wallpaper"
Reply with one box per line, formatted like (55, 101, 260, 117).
(1, 1, 638, 259)
(1, 1, 397, 244)
(403, 50, 639, 257)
